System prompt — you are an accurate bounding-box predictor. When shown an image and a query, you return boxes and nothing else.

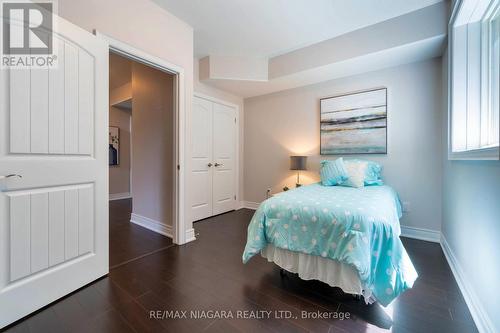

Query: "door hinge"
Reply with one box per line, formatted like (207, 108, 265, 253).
(234, 195, 236, 200)
(177, 165, 180, 170)
(235, 118, 236, 123)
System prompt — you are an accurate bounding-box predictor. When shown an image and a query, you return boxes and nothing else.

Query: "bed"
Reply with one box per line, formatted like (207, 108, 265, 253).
(242, 183, 418, 306)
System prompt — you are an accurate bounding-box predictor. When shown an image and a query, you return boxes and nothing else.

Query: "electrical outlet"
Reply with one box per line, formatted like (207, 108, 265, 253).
(402, 201, 411, 213)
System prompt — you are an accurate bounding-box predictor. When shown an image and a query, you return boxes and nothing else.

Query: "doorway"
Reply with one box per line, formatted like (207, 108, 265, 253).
(97, 32, 189, 247)
(108, 52, 177, 267)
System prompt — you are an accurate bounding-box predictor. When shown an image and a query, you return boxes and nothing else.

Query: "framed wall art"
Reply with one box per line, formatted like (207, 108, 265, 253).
(320, 88, 387, 154)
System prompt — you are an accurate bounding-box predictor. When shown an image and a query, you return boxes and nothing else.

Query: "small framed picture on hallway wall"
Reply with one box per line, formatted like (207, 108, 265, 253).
(109, 126, 120, 166)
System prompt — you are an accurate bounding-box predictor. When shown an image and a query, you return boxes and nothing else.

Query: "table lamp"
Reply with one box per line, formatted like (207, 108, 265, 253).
(290, 155, 307, 187)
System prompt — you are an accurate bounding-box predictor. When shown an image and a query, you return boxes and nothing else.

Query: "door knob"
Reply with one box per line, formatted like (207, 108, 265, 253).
(0, 174, 22, 180)
(214, 163, 223, 167)
(207, 163, 213, 167)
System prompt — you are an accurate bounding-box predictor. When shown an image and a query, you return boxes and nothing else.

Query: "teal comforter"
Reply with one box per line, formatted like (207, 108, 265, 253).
(242, 183, 418, 306)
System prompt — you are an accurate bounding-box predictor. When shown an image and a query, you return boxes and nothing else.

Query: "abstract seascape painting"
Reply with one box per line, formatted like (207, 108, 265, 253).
(320, 88, 387, 154)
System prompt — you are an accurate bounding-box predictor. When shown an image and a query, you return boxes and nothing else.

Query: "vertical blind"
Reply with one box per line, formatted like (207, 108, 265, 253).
(450, 0, 499, 157)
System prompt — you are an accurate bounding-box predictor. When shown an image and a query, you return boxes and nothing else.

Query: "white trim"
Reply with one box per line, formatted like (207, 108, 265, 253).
(400, 225, 441, 243)
(95, 31, 187, 245)
(449, 146, 499, 160)
(96, 32, 184, 74)
(109, 192, 132, 201)
(185, 228, 196, 243)
(448, 0, 500, 161)
(242, 201, 260, 210)
(130, 213, 172, 238)
(194, 92, 239, 109)
(441, 235, 494, 333)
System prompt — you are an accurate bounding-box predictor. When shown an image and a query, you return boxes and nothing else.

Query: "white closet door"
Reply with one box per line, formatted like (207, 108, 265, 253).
(190, 97, 213, 221)
(212, 102, 237, 215)
(0, 16, 109, 328)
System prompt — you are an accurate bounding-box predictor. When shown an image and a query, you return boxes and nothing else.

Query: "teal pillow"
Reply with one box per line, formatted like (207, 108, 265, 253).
(320, 158, 349, 186)
(344, 159, 383, 185)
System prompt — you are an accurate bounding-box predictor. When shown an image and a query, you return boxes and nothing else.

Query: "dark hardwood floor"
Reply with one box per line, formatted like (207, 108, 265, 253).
(3, 201, 477, 333)
(108, 199, 173, 268)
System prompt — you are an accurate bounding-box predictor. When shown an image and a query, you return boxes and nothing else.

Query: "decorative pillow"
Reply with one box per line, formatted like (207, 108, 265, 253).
(341, 161, 367, 188)
(320, 158, 349, 186)
(344, 159, 383, 186)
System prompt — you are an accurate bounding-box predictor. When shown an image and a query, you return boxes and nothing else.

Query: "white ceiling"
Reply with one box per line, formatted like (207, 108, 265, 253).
(153, 0, 444, 58)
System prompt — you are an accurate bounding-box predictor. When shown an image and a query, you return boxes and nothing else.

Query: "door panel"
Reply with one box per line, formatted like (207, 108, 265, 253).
(30, 69, 49, 153)
(78, 49, 95, 155)
(190, 96, 213, 221)
(64, 42, 79, 154)
(48, 191, 65, 266)
(212, 103, 236, 215)
(29, 193, 49, 274)
(9, 195, 30, 281)
(9, 69, 30, 153)
(48, 38, 65, 154)
(78, 185, 94, 255)
(9, 37, 95, 156)
(0, 15, 108, 328)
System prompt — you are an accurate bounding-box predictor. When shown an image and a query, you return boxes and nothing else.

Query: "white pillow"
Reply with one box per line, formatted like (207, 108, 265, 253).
(342, 161, 369, 188)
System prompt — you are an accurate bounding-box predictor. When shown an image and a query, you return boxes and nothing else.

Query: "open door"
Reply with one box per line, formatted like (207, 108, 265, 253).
(0, 15, 109, 328)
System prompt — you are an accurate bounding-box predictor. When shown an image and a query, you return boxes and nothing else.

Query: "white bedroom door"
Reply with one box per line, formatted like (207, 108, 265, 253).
(191, 96, 213, 221)
(212, 102, 236, 215)
(0, 16, 109, 328)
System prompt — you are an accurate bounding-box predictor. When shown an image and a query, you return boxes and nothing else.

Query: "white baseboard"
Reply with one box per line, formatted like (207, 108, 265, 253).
(109, 192, 132, 201)
(130, 213, 172, 238)
(185, 228, 196, 243)
(242, 201, 260, 210)
(400, 225, 441, 243)
(440, 235, 493, 333)
(130, 213, 198, 245)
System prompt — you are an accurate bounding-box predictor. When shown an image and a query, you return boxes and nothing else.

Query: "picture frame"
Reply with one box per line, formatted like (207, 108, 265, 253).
(109, 126, 120, 166)
(320, 87, 387, 155)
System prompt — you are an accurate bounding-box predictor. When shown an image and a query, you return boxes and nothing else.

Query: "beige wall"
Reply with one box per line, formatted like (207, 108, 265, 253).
(110, 53, 132, 90)
(109, 107, 131, 195)
(58, 0, 195, 231)
(109, 54, 132, 196)
(194, 58, 245, 203)
(244, 58, 443, 232)
(132, 62, 174, 226)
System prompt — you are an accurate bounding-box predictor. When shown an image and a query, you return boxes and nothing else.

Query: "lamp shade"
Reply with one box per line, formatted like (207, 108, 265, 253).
(290, 156, 307, 171)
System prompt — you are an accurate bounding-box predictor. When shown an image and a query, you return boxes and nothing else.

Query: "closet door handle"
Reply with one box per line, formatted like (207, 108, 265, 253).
(214, 163, 223, 167)
(207, 163, 213, 167)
